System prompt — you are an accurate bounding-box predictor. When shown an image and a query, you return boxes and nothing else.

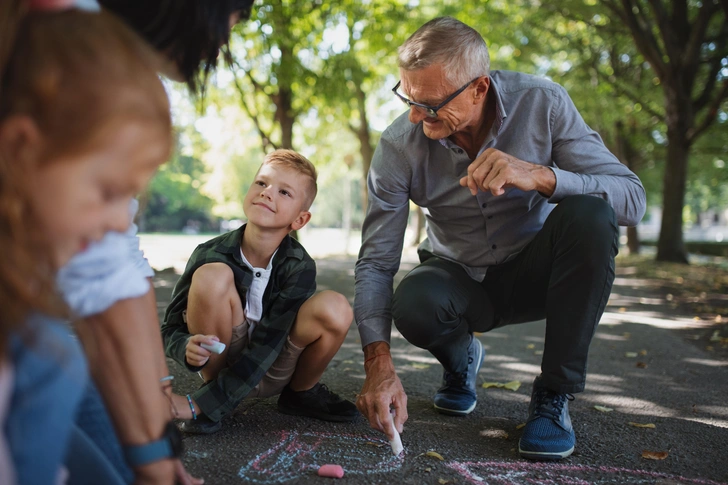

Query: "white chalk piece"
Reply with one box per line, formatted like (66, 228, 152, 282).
(200, 341, 226, 354)
(389, 420, 404, 456)
(317, 464, 344, 478)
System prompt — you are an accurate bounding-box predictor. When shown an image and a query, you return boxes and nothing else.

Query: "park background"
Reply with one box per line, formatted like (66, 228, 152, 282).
(136, 2, 728, 482)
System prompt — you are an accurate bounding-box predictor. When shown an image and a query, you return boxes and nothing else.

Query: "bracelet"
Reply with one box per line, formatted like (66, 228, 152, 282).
(364, 353, 390, 366)
(186, 394, 197, 420)
(160, 375, 174, 383)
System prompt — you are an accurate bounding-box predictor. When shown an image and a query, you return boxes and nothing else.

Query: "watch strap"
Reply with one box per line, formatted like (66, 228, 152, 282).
(124, 437, 174, 468)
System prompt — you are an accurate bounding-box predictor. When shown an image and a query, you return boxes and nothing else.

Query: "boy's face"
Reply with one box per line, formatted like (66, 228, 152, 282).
(243, 163, 311, 232)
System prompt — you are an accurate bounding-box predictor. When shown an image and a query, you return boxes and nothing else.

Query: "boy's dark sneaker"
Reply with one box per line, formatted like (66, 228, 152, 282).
(518, 376, 575, 461)
(277, 383, 359, 422)
(433, 334, 484, 416)
(178, 414, 222, 435)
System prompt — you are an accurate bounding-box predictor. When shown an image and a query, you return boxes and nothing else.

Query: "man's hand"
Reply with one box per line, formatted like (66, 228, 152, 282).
(356, 342, 408, 440)
(185, 334, 219, 367)
(459, 148, 556, 197)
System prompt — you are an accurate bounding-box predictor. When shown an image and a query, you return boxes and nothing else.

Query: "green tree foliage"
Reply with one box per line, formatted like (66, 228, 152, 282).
(141, 152, 216, 233)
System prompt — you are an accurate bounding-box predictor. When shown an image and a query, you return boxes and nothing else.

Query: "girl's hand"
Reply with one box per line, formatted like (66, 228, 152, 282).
(185, 334, 219, 367)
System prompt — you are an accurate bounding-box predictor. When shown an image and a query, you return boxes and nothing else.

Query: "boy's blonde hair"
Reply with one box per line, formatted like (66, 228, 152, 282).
(262, 149, 318, 210)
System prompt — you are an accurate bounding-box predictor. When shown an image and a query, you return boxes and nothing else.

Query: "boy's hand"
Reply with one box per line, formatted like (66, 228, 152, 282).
(185, 334, 219, 367)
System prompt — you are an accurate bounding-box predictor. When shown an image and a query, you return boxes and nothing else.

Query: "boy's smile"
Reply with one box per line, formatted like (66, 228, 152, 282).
(243, 163, 311, 232)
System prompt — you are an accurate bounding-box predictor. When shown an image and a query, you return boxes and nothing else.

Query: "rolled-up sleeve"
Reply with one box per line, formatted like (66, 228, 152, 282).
(57, 199, 153, 318)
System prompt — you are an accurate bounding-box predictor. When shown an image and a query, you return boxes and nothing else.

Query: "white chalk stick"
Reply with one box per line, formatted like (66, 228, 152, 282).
(389, 420, 403, 456)
(200, 341, 226, 354)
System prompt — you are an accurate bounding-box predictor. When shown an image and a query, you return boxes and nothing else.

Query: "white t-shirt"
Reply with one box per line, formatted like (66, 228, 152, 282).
(239, 248, 276, 339)
(56, 199, 154, 318)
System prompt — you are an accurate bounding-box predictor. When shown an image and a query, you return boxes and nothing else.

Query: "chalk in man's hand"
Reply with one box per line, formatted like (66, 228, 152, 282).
(389, 412, 404, 456)
(200, 341, 226, 354)
(317, 464, 344, 478)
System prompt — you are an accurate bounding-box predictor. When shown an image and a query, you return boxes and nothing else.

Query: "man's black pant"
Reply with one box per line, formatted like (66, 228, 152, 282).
(392, 195, 619, 394)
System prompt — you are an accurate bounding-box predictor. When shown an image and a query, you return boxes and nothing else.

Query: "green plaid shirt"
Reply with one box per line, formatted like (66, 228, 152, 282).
(162, 224, 316, 422)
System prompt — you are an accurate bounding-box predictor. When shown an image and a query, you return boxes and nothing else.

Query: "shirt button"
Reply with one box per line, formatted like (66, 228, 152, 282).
(491, 244, 497, 250)
(255, 272, 261, 277)
(481, 202, 487, 208)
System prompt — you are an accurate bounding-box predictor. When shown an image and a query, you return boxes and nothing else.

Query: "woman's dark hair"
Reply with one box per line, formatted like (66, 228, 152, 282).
(99, 0, 254, 95)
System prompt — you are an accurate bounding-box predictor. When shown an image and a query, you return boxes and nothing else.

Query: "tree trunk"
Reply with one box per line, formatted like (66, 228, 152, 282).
(276, 87, 294, 150)
(353, 82, 374, 216)
(656, 86, 691, 263)
(614, 120, 640, 254)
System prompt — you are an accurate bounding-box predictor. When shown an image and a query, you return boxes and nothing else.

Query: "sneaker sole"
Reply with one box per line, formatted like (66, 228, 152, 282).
(179, 420, 222, 435)
(433, 401, 477, 416)
(518, 443, 574, 461)
(433, 338, 485, 416)
(277, 404, 359, 423)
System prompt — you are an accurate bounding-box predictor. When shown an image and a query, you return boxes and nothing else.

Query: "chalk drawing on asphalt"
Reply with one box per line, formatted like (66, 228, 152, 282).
(446, 460, 728, 485)
(237, 430, 404, 483)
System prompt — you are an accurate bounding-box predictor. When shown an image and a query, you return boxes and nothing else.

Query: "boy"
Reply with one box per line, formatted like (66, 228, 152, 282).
(162, 149, 358, 434)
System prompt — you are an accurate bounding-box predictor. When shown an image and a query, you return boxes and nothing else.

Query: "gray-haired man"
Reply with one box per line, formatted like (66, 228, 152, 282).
(354, 16, 646, 461)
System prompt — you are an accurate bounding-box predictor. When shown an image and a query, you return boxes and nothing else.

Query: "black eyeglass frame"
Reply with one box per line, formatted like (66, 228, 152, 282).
(391, 77, 482, 118)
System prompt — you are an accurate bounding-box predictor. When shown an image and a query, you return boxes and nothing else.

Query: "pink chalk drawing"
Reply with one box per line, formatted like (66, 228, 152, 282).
(237, 430, 404, 483)
(446, 460, 728, 485)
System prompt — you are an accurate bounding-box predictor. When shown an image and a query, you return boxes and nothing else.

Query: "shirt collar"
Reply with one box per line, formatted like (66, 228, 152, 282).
(213, 223, 306, 264)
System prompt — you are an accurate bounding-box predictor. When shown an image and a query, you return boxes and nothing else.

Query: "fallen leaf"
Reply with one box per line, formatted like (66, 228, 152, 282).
(636, 362, 648, 368)
(516, 423, 526, 430)
(642, 450, 668, 460)
(666, 294, 673, 302)
(639, 349, 648, 356)
(426, 451, 445, 461)
(425, 467, 431, 473)
(619, 307, 627, 313)
(710, 330, 722, 342)
(625, 352, 638, 358)
(526, 344, 535, 349)
(504, 380, 522, 391)
(692, 316, 700, 321)
(365, 441, 386, 447)
(410, 363, 430, 369)
(479, 429, 509, 439)
(628, 422, 656, 428)
(438, 479, 451, 484)
(716, 315, 723, 323)
(481, 380, 521, 391)
(594, 405, 614, 412)
(342, 360, 354, 364)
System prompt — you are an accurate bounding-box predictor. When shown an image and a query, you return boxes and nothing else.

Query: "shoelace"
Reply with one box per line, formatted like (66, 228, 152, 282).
(443, 352, 475, 388)
(533, 389, 575, 421)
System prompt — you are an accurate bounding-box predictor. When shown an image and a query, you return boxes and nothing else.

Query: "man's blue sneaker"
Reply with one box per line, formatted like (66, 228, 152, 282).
(518, 376, 576, 461)
(433, 335, 484, 416)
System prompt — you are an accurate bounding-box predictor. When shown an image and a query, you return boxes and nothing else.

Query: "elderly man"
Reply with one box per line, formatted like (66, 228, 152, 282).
(354, 16, 646, 461)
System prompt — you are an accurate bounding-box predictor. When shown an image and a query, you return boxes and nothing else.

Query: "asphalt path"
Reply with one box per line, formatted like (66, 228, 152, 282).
(153, 255, 728, 485)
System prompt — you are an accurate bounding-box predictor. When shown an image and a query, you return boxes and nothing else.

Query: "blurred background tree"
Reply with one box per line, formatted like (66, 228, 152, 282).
(140, 0, 728, 264)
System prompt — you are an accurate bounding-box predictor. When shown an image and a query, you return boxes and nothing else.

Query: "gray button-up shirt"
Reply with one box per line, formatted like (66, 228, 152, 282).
(354, 70, 646, 347)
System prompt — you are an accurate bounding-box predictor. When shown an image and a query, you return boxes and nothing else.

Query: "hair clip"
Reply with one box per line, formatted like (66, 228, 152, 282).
(28, 0, 76, 12)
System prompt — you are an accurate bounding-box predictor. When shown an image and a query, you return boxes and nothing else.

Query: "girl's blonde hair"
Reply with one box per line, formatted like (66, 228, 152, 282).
(0, 1, 172, 355)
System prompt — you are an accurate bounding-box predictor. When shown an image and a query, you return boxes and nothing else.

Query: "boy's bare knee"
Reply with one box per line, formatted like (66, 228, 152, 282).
(313, 290, 353, 333)
(190, 262, 235, 298)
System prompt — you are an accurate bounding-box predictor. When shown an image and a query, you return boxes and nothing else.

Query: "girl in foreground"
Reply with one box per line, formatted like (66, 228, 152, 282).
(0, 1, 172, 483)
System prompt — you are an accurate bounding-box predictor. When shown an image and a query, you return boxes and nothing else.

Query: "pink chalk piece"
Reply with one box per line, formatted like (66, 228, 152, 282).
(317, 464, 345, 478)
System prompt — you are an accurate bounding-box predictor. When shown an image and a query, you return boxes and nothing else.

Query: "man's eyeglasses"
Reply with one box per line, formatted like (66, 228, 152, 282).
(391, 77, 481, 118)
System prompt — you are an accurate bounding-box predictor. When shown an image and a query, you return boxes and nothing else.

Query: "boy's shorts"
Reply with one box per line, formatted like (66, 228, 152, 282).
(227, 320, 304, 399)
